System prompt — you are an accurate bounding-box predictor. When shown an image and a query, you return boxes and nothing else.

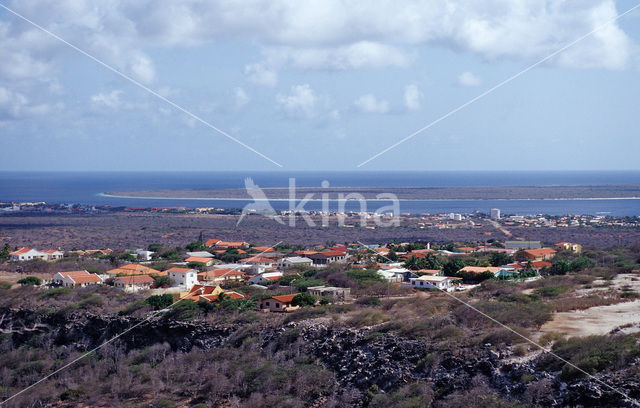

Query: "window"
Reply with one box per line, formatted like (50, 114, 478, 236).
(265, 301, 270, 306)
(275, 303, 280, 308)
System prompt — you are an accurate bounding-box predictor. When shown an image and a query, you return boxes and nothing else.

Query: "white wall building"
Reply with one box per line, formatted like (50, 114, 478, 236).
(490, 208, 501, 220)
(167, 267, 199, 288)
(410, 275, 462, 292)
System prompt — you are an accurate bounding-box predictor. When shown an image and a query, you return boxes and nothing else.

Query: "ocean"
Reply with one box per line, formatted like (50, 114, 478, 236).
(1, 171, 639, 216)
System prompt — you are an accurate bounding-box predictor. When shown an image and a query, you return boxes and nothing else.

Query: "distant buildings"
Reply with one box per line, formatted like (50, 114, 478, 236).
(52, 270, 103, 287)
(9, 248, 63, 262)
(505, 241, 542, 250)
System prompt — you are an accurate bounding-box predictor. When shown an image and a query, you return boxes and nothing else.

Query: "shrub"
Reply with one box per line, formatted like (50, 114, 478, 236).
(17, 276, 41, 286)
(345, 269, 383, 282)
(538, 334, 640, 380)
(292, 293, 316, 306)
(146, 294, 174, 310)
(0, 281, 11, 289)
(356, 296, 381, 306)
(534, 285, 568, 298)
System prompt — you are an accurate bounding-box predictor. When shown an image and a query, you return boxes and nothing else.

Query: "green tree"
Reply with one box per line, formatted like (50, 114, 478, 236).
(0, 243, 10, 261)
(443, 258, 465, 276)
(292, 293, 317, 307)
(145, 294, 174, 310)
(17, 276, 41, 286)
(152, 275, 172, 287)
(186, 241, 205, 251)
(148, 243, 163, 252)
(550, 259, 571, 275)
(119, 253, 136, 262)
(489, 252, 513, 267)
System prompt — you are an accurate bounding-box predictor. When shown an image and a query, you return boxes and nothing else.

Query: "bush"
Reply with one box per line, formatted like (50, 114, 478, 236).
(0, 281, 11, 289)
(356, 296, 381, 306)
(538, 334, 640, 380)
(534, 285, 568, 298)
(345, 269, 383, 282)
(146, 294, 174, 310)
(292, 293, 316, 306)
(17, 276, 41, 286)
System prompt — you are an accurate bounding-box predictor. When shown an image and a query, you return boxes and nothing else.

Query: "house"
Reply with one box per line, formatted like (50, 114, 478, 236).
(505, 241, 542, 250)
(307, 286, 351, 300)
(52, 270, 103, 287)
(410, 275, 462, 291)
(308, 251, 347, 265)
(523, 248, 557, 261)
(259, 293, 300, 312)
(248, 271, 283, 285)
(278, 256, 313, 268)
(41, 249, 64, 261)
(167, 267, 199, 288)
(243, 256, 276, 267)
(376, 269, 403, 283)
(114, 274, 155, 291)
(458, 266, 505, 275)
(206, 239, 249, 249)
(554, 242, 583, 253)
(106, 264, 162, 277)
(197, 268, 245, 283)
(415, 269, 442, 276)
(185, 251, 215, 258)
(135, 249, 154, 261)
(9, 248, 47, 261)
(185, 256, 215, 266)
(251, 246, 275, 253)
(183, 284, 245, 302)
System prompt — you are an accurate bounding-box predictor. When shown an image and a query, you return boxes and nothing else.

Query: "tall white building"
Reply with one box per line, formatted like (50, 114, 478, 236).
(490, 208, 501, 220)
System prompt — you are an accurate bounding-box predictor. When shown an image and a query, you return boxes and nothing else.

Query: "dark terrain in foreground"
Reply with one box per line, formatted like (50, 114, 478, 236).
(0, 212, 638, 249)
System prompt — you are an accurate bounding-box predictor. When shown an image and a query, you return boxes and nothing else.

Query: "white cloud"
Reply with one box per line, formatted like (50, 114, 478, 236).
(404, 83, 421, 111)
(263, 41, 411, 70)
(90, 90, 125, 109)
(244, 63, 278, 87)
(276, 84, 317, 118)
(354, 94, 389, 114)
(458, 71, 482, 87)
(234, 87, 250, 108)
(0, 86, 52, 119)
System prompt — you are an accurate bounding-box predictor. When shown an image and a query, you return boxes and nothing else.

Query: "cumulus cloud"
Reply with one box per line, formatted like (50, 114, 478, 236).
(354, 94, 390, 114)
(458, 71, 482, 87)
(276, 84, 317, 118)
(404, 84, 421, 111)
(263, 41, 411, 70)
(234, 87, 250, 108)
(91, 90, 125, 109)
(0, 86, 53, 119)
(244, 63, 278, 87)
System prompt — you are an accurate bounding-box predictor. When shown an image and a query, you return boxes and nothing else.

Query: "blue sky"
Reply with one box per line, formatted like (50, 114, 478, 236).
(1, 0, 640, 171)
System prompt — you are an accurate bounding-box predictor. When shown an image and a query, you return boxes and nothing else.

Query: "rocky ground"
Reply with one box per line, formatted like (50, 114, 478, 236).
(1, 307, 639, 407)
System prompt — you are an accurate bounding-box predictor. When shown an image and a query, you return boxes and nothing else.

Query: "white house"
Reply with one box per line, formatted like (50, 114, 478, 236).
(52, 270, 103, 287)
(113, 274, 155, 292)
(166, 267, 199, 288)
(135, 249, 154, 261)
(248, 271, 283, 285)
(409, 275, 462, 292)
(9, 248, 47, 261)
(42, 249, 64, 261)
(278, 256, 313, 268)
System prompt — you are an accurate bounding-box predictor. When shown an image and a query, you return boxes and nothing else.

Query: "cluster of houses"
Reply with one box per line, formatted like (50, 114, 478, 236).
(7, 237, 579, 309)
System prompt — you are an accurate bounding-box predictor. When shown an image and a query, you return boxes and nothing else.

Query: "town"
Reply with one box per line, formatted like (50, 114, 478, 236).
(0, 235, 609, 312)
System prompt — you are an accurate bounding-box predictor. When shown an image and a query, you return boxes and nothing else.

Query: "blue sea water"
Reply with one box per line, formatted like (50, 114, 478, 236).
(0, 171, 639, 216)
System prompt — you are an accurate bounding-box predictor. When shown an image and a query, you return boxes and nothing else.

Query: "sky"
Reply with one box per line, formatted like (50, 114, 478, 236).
(1, 0, 640, 172)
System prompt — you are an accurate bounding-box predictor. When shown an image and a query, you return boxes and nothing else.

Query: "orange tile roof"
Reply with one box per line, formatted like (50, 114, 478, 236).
(252, 246, 275, 252)
(270, 293, 298, 303)
(116, 275, 154, 284)
(316, 251, 346, 257)
(107, 264, 161, 276)
(531, 260, 552, 268)
(295, 250, 319, 256)
(10, 247, 33, 255)
(185, 256, 211, 263)
(167, 267, 193, 273)
(244, 256, 273, 263)
(524, 248, 557, 257)
(59, 270, 102, 283)
(205, 238, 221, 247)
(265, 275, 281, 281)
(198, 269, 245, 279)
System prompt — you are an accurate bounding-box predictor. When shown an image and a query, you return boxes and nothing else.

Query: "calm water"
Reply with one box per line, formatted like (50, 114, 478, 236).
(1, 171, 639, 216)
